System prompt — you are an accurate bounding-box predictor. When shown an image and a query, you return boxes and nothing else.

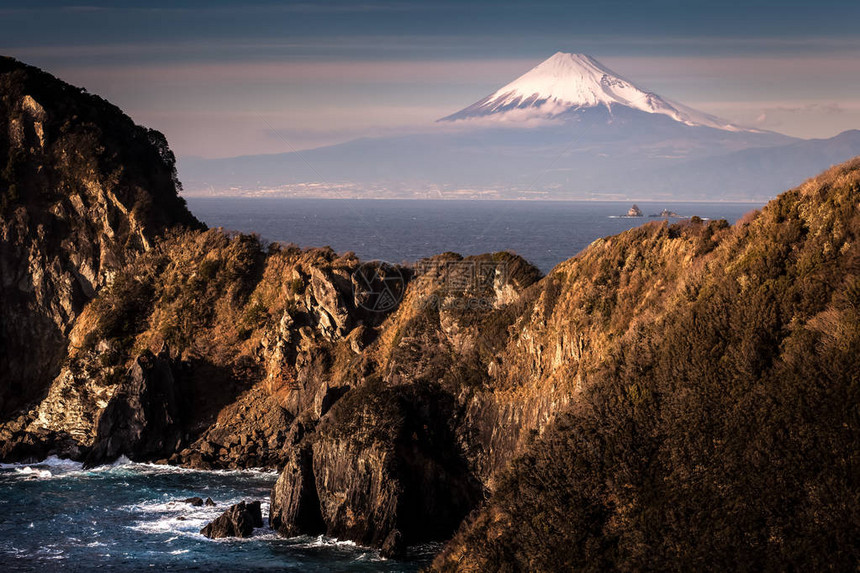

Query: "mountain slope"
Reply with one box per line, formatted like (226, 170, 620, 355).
(180, 109, 796, 200)
(643, 128, 860, 198)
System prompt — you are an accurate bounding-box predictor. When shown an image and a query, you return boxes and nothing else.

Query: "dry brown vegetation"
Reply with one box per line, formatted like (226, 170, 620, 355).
(433, 159, 860, 571)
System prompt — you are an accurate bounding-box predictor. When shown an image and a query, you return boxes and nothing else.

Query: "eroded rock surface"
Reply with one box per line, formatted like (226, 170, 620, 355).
(84, 345, 184, 467)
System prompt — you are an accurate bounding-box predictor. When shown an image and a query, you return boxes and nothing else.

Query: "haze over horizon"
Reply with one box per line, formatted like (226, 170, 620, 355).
(2, 0, 860, 159)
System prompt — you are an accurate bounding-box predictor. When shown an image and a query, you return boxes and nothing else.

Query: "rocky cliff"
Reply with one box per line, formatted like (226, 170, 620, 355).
(0, 56, 200, 416)
(1, 58, 857, 569)
(432, 160, 860, 571)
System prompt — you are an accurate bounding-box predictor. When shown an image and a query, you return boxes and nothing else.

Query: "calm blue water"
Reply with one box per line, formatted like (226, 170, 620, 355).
(0, 458, 430, 572)
(185, 199, 762, 273)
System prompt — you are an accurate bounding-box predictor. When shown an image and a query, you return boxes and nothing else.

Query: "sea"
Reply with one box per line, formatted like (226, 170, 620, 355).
(185, 198, 762, 273)
(0, 457, 433, 571)
(1, 199, 763, 571)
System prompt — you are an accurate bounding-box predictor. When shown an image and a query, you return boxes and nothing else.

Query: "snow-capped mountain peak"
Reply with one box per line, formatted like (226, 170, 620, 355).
(440, 52, 745, 131)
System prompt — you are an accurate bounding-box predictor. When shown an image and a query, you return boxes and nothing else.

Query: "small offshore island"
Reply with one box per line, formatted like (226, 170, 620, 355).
(0, 57, 858, 571)
(613, 204, 695, 219)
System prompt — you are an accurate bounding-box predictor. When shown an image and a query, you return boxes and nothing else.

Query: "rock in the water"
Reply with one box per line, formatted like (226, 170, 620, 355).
(270, 445, 325, 537)
(200, 501, 262, 539)
(183, 497, 204, 507)
(381, 529, 404, 559)
(271, 382, 483, 556)
(205, 497, 216, 507)
(246, 500, 264, 528)
(83, 346, 184, 467)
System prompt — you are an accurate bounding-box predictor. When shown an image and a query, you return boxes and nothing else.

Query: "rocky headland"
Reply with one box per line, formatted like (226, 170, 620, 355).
(1, 57, 857, 569)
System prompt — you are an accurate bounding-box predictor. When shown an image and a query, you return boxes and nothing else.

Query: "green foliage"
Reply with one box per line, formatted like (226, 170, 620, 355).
(242, 299, 268, 328)
(77, 228, 268, 367)
(198, 258, 220, 281)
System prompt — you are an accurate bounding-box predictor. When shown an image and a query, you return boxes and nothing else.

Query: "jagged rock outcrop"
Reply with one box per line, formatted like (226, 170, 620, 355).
(269, 253, 537, 554)
(84, 345, 184, 466)
(308, 382, 485, 558)
(200, 500, 263, 539)
(269, 444, 325, 537)
(0, 413, 81, 462)
(0, 56, 200, 415)
(1, 233, 414, 469)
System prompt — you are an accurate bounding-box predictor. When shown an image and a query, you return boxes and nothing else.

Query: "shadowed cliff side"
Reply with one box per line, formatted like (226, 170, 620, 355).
(0, 56, 200, 415)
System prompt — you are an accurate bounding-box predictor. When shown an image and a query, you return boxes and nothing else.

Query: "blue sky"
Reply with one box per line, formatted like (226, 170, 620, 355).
(3, 0, 860, 157)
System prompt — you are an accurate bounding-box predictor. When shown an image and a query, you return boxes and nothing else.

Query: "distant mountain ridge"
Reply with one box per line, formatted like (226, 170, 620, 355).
(179, 52, 860, 201)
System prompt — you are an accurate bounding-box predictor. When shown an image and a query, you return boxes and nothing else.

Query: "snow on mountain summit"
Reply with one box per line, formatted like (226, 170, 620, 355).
(440, 52, 746, 131)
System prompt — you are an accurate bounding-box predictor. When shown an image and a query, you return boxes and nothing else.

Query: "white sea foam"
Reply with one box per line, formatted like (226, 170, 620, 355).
(0, 455, 82, 472)
(297, 534, 360, 549)
(15, 466, 52, 478)
(124, 495, 273, 543)
(204, 528, 279, 543)
(124, 497, 270, 517)
(285, 535, 385, 563)
(2, 455, 276, 478)
(129, 517, 199, 535)
(36, 455, 83, 469)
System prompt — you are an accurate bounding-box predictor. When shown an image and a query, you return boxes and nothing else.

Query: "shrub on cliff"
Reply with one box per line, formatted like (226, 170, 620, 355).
(434, 159, 860, 571)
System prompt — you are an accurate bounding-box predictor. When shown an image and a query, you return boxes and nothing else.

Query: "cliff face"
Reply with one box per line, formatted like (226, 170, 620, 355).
(9, 158, 857, 562)
(2, 220, 544, 552)
(0, 57, 199, 415)
(4, 232, 401, 464)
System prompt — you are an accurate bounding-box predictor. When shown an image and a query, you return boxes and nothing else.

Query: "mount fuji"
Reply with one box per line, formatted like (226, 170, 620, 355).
(440, 52, 742, 131)
(180, 52, 860, 201)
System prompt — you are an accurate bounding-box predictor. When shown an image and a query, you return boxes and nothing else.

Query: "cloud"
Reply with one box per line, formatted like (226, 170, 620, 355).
(768, 103, 845, 114)
(600, 55, 860, 83)
(754, 102, 847, 125)
(746, 101, 860, 136)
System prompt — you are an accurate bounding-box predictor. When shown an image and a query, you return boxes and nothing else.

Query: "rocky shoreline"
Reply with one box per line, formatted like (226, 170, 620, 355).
(2, 57, 858, 570)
